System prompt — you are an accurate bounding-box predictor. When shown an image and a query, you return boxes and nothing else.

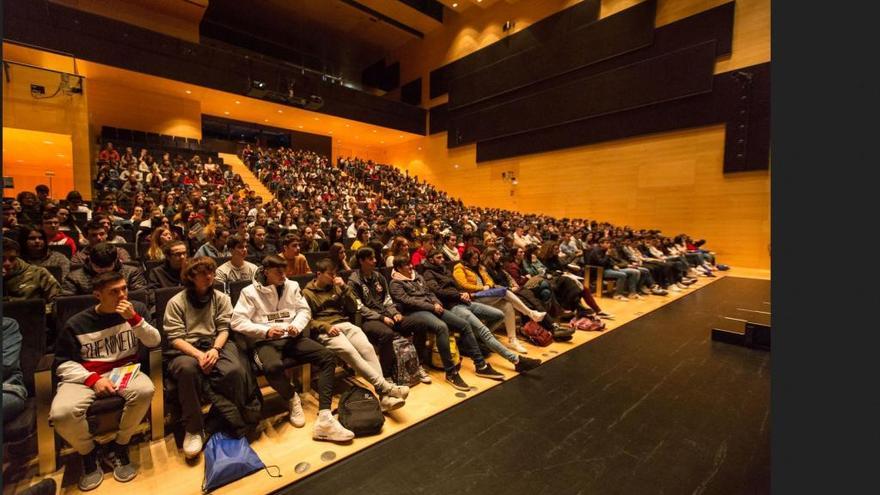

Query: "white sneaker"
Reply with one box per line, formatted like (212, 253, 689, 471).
(385, 384, 410, 400)
(417, 366, 432, 384)
(379, 395, 406, 412)
(289, 393, 306, 428)
(183, 431, 204, 458)
(670, 285, 682, 292)
(613, 295, 629, 301)
(313, 410, 355, 442)
(529, 310, 547, 322)
(508, 337, 528, 354)
(630, 293, 643, 300)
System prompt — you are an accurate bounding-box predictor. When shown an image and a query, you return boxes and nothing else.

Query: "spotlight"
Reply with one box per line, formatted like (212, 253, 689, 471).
(252, 80, 267, 89)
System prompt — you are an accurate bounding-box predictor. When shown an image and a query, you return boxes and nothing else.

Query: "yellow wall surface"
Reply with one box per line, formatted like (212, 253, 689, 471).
(2, 62, 92, 199)
(384, 0, 771, 269)
(87, 78, 202, 141)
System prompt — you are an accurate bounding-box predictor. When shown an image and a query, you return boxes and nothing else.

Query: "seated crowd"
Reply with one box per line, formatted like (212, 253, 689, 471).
(1, 142, 723, 491)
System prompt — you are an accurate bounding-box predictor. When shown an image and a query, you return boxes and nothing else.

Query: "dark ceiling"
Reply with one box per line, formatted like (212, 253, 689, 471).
(200, 0, 443, 84)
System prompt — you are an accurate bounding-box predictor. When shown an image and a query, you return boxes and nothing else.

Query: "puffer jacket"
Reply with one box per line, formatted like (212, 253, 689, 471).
(388, 269, 442, 314)
(301, 279, 358, 334)
(452, 262, 495, 293)
(61, 261, 149, 295)
(420, 262, 467, 308)
(2, 258, 60, 314)
(231, 268, 312, 344)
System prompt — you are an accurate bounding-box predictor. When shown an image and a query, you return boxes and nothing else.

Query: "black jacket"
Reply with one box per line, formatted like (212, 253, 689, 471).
(62, 261, 149, 295)
(420, 262, 466, 308)
(587, 246, 614, 270)
(148, 261, 182, 289)
(347, 269, 399, 321)
(389, 272, 443, 314)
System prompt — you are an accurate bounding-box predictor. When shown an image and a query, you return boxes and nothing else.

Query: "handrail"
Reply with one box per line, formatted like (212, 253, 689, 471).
(3, 38, 79, 75)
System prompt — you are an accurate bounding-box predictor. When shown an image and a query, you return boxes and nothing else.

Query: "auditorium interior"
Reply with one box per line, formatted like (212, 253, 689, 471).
(1, 0, 771, 494)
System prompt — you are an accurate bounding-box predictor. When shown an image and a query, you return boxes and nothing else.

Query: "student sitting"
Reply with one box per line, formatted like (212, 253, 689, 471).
(452, 248, 546, 353)
(281, 233, 311, 278)
(194, 226, 231, 259)
(421, 251, 541, 373)
(62, 243, 148, 295)
(19, 226, 71, 281)
(147, 240, 188, 288)
(302, 259, 409, 412)
(232, 255, 353, 442)
(71, 220, 131, 266)
(50, 271, 160, 491)
(162, 257, 259, 458)
(215, 235, 258, 285)
(2, 238, 61, 315)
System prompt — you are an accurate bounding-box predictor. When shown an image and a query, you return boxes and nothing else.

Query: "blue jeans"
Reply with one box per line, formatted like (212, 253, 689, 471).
(635, 266, 654, 288)
(400, 310, 485, 373)
(602, 269, 629, 295)
(451, 303, 518, 363)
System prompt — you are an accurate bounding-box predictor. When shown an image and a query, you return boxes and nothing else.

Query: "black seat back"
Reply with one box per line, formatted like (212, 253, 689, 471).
(3, 299, 47, 394)
(45, 265, 63, 284)
(228, 280, 252, 306)
(48, 244, 72, 259)
(154, 286, 184, 334)
(304, 251, 329, 270)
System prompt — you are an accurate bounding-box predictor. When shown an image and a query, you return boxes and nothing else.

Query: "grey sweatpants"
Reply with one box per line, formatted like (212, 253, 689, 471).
(316, 322, 391, 394)
(49, 372, 154, 454)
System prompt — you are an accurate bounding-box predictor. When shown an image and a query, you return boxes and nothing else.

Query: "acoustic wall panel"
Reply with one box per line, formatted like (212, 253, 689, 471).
(428, 0, 601, 98)
(442, 2, 735, 141)
(450, 41, 718, 147)
(429, 103, 449, 135)
(401, 78, 423, 106)
(475, 62, 771, 173)
(447, 0, 656, 110)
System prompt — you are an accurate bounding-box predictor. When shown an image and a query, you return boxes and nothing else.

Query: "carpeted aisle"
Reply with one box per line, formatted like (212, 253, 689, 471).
(280, 277, 771, 495)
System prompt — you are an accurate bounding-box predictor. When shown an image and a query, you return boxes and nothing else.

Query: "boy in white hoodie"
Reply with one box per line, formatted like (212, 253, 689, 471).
(231, 255, 353, 442)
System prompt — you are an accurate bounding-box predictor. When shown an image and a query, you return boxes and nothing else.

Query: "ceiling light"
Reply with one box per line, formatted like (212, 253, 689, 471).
(235, 100, 240, 104)
(278, 110, 283, 113)
(418, 147, 422, 150)
(185, 90, 192, 94)
(224, 111, 230, 115)
(372, 130, 377, 133)
(313, 117, 319, 121)
(452, 3, 458, 7)
(345, 124, 350, 127)
(43, 140, 54, 144)
(264, 119, 269, 122)
(298, 125, 304, 128)
(56, 153, 65, 157)
(398, 135, 403, 138)
(380, 141, 385, 144)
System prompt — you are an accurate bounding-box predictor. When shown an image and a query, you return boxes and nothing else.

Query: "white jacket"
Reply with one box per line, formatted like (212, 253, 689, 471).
(231, 269, 312, 345)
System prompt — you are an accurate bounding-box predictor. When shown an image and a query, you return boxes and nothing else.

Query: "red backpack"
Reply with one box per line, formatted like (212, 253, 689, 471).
(521, 321, 554, 347)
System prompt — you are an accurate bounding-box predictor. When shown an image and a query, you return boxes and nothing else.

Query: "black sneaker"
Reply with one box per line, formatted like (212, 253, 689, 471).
(475, 363, 505, 381)
(79, 449, 104, 491)
(445, 372, 470, 391)
(515, 356, 542, 372)
(103, 441, 138, 483)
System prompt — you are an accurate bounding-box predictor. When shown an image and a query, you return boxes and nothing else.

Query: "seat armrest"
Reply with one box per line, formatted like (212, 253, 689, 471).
(148, 348, 165, 441)
(34, 354, 56, 475)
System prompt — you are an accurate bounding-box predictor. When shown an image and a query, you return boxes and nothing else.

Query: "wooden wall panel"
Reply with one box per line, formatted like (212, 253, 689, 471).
(87, 79, 202, 140)
(386, 126, 770, 269)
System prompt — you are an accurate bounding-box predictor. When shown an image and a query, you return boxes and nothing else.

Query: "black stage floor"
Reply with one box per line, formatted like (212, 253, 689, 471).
(281, 277, 771, 495)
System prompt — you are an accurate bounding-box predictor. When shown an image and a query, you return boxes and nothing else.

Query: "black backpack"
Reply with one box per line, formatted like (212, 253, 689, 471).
(336, 384, 384, 437)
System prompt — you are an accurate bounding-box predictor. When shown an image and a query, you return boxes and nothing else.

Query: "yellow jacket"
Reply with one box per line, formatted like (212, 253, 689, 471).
(453, 263, 495, 292)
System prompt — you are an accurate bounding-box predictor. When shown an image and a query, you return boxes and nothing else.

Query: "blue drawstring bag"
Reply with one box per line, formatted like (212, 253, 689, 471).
(202, 432, 281, 493)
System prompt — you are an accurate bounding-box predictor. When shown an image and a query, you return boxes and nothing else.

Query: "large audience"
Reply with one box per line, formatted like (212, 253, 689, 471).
(2, 140, 724, 491)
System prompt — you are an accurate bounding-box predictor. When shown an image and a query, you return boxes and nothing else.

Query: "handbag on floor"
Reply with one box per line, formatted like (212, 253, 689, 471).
(202, 431, 280, 493)
(392, 335, 421, 386)
(521, 321, 554, 347)
(427, 333, 461, 370)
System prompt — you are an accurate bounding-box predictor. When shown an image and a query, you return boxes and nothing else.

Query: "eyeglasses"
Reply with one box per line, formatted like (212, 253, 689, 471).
(169, 251, 187, 257)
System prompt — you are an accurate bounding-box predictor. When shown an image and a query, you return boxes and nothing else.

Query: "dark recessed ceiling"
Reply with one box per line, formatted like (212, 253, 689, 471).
(200, 0, 440, 82)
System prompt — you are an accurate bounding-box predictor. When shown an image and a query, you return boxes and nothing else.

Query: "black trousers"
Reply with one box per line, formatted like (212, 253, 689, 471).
(359, 319, 397, 378)
(167, 342, 249, 435)
(254, 336, 337, 411)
